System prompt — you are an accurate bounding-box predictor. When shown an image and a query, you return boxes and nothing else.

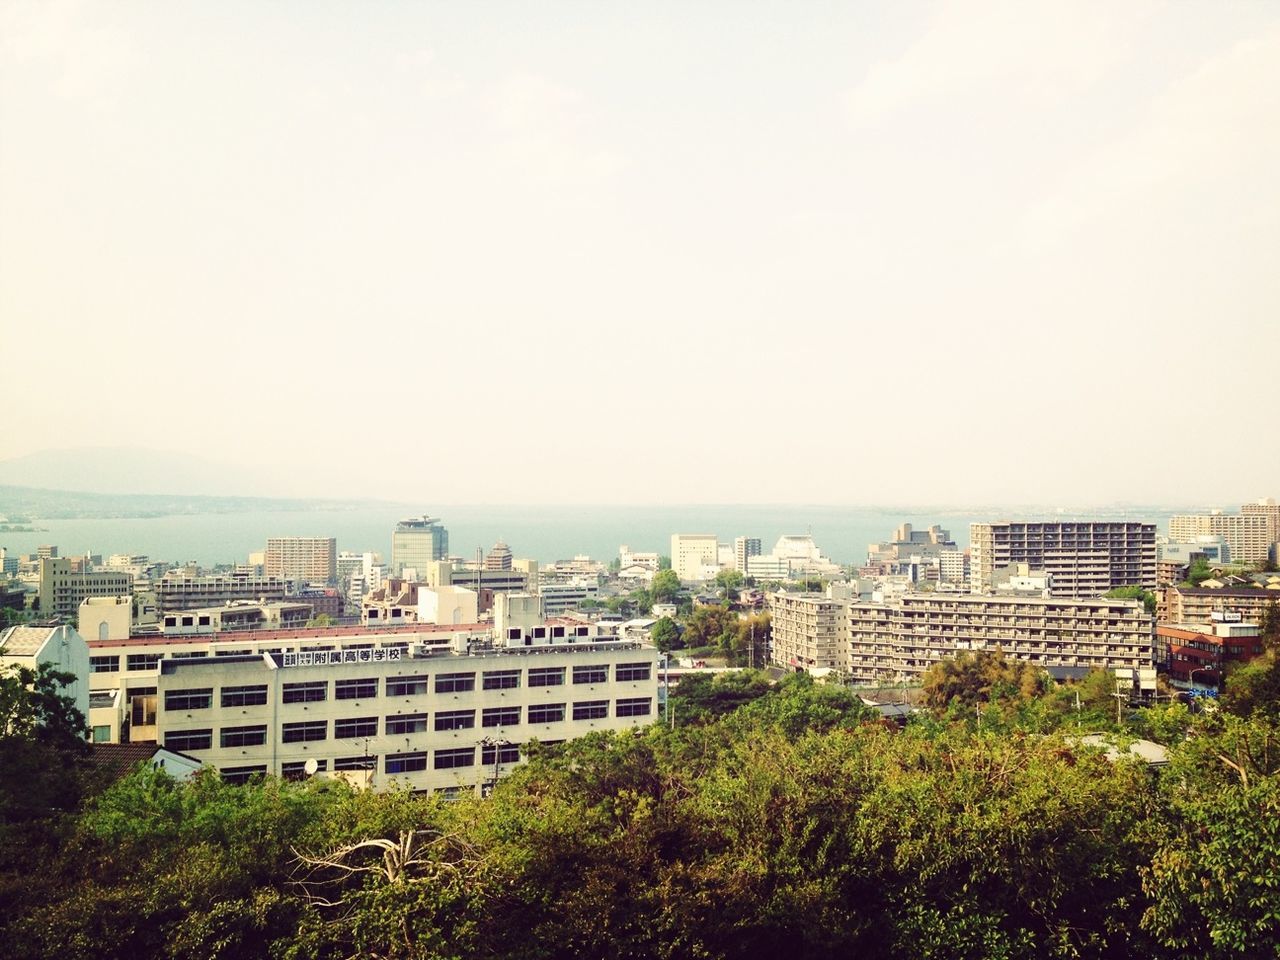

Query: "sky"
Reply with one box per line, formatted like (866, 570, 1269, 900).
(2, 1, 1278, 506)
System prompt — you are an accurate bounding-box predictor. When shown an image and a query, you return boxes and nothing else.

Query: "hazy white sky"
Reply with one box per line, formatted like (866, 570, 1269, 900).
(2, 1, 1277, 505)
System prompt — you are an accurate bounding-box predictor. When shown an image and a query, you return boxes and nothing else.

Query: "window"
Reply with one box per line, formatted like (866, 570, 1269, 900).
(528, 667, 565, 687)
(221, 685, 268, 708)
(282, 681, 327, 704)
(616, 697, 652, 717)
(130, 689, 157, 727)
(334, 717, 378, 739)
(92, 725, 112, 743)
(165, 729, 212, 751)
(282, 720, 327, 743)
(573, 665, 608, 684)
(385, 752, 429, 774)
(386, 713, 428, 735)
(527, 703, 565, 724)
(616, 662, 652, 682)
(220, 765, 267, 785)
(386, 674, 428, 697)
(482, 669, 520, 690)
(481, 742, 521, 765)
(281, 759, 327, 780)
(434, 709, 475, 731)
(435, 672, 475, 694)
(220, 725, 267, 747)
(573, 700, 608, 721)
(335, 677, 378, 700)
(126, 653, 164, 671)
(164, 688, 213, 711)
(482, 706, 521, 728)
(334, 755, 376, 771)
(90, 655, 120, 674)
(434, 747, 475, 769)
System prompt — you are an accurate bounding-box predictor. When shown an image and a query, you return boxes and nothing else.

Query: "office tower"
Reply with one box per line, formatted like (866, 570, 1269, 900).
(670, 534, 719, 582)
(391, 517, 450, 577)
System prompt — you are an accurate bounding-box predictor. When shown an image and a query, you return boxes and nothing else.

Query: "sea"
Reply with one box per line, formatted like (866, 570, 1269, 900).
(0, 503, 1184, 568)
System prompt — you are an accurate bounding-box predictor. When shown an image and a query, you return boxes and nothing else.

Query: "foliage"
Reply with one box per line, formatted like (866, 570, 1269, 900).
(650, 616, 682, 652)
(1180, 558, 1215, 588)
(1104, 585, 1158, 614)
(1221, 648, 1280, 721)
(714, 568, 744, 593)
(304, 613, 335, 628)
(650, 569, 680, 603)
(0, 662, 90, 827)
(920, 649, 1046, 712)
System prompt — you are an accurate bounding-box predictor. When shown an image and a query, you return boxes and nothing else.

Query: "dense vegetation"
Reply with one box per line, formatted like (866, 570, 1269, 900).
(2, 660, 1280, 960)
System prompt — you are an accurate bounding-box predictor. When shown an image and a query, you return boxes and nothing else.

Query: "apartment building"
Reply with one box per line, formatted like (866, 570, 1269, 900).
(391, 517, 449, 577)
(768, 592, 847, 671)
(264, 537, 337, 583)
(1159, 585, 1280, 626)
(85, 621, 657, 794)
(845, 593, 1153, 683)
(1168, 512, 1272, 566)
(969, 521, 1156, 598)
(153, 572, 289, 612)
(1241, 498, 1280, 555)
(734, 537, 762, 573)
(671, 534, 719, 582)
(37, 557, 133, 619)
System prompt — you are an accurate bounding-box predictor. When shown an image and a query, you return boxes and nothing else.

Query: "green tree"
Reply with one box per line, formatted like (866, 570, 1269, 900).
(713, 568, 744, 593)
(304, 613, 335, 628)
(1221, 648, 1280, 720)
(921, 649, 1045, 712)
(650, 568, 680, 603)
(657, 555, 671, 571)
(0, 661, 90, 826)
(649, 616, 682, 653)
(1104, 585, 1157, 615)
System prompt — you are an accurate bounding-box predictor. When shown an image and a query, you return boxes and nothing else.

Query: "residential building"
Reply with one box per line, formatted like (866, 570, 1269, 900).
(768, 592, 847, 671)
(485, 540, 513, 571)
(0, 624, 90, 725)
(265, 537, 337, 584)
(1241, 498, 1280, 559)
(938, 550, 969, 585)
(671, 534, 719, 582)
(1156, 617, 1265, 689)
(969, 521, 1156, 598)
(1159, 585, 1280, 625)
(1169, 512, 1272, 567)
(734, 537, 762, 573)
(845, 593, 1153, 683)
(85, 620, 657, 795)
(391, 517, 449, 577)
(153, 572, 289, 613)
(37, 557, 133, 619)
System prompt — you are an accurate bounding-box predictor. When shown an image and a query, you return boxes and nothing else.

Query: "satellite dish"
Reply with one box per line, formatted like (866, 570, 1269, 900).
(304, 758, 319, 776)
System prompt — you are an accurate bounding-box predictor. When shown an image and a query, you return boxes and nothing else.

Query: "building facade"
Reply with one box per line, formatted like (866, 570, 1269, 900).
(391, 517, 449, 577)
(1159, 585, 1280, 625)
(969, 521, 1156, 598)
(1168, 512, 1272, 567)
(38, 557, 133, 619)
(768, 592, 847, 671)
(264, 538, 337, 584)
(733, 537, 762, 573)
(1156, 619, 1264, 689)
(671, 534, 719, 582)
(153, 572, 289, 612)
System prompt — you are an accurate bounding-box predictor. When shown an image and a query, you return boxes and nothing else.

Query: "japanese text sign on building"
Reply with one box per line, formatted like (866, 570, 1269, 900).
(280, 648, 403, 668)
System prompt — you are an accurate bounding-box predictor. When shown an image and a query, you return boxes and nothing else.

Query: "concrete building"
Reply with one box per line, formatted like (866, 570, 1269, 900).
(969, 521, 1156, 598)
(1169, 512, 1272, 567)
(427, 560, 529, 598)
(265, 538, 337, 584)
(1241, 497, 1280, 559)
(391, 517, 449, 577)
(1159, 585, 1280, 625)
(157, 601, 314, 635)
(85, 619, 657, 795)
(78, 596, 132, 642)
(734, 537, 762, 573)
(418, 586, 479, 626)
(539, 581, 601, 614)
(768, 592, 847, 671)
(38, 557, 133, 619)
(747, 555, 791, 581)
(866, 524, 956, 568)
(671, 534, 719, 582)
(619, 546, 660, 572)
(153, 572, 289, 613)
(484, 540, 513, 571)
(1156, 617, 1265, 689)
(769, 535, 843, 578)
(0, 624, 90, 726)
(1156, 538, 1231, 585)
(846, 593, 1153, 683)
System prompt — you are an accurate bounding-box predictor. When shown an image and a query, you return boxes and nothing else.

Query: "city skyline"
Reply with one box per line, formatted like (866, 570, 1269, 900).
(3, 1, 1278, 506)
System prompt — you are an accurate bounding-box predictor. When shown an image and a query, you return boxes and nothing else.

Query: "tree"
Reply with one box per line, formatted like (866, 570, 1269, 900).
(713, 569, 744, 593)
(921, 649, 1045, 712)
(1221, 648, 1280, 720)
(657, 555, 671, 571)
(650, 569, 680, 603)
(305, 613, 335, 628)
(649, 617, 682, 653)
(1180, 558, 1214, 588)
(0, 661, 90, 827)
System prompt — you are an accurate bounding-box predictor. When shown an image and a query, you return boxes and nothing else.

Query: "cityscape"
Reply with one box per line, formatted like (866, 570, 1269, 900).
(3, 3, 1279, 959)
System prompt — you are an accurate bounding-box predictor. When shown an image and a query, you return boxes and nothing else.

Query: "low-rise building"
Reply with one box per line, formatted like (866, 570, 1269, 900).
(153, 572, 289, 613)
(1159, 585, 1280, 626)
(0, 624, 90, 725)
(157, 601, 314, 635)
(1156, 618, 1264, 689)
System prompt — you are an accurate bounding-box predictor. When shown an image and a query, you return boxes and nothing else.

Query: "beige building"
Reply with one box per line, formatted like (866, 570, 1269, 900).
(1241, 498, 1280, 558)
(969, 521, 1156, 598)
(1159, 584, 1280, 626)
(38, 557, 133, 619)
(846, 593, 1153, 683)
(264, 538, 337, 583)
(1168, 512, 1272, 567)
(85, 620, 657, 794)
(153, 572, 289, 612)
(671, 534, 719, 582)
(768, 592, 847, 671)
(78, 596, 132, 642)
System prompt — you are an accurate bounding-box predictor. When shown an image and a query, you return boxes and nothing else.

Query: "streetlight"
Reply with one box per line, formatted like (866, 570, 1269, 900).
(1187, 664, 1219, 696)
(478, 735, 513, 797)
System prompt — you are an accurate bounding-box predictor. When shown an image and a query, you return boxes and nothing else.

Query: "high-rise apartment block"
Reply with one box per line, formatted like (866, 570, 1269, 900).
(264, 537, 337, 583)
(671, 534, 719, 582)
(1168, 512, 1272, 566)
(391, 517, 449, 577)
(769, 592, 847, 671)
(733, 537, 762, 573)
(1240, 498, 1280, 559)
(969, 521, 1156, 598)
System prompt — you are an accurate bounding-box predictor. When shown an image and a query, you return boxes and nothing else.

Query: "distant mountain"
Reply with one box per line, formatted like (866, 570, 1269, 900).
(0, 447, 274, 498)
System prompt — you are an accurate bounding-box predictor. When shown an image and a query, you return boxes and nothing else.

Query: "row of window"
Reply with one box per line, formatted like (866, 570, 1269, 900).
(164, 698, 653, 752)
(226, 742, 528, 783)
(159, 664, 653, 711)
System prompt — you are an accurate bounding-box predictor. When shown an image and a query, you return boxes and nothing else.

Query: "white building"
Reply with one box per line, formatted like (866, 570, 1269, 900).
(418, 586, 479, 626)
(671, 534, 719, 582)
(619, 546, 660, 572)
(768, 534, 843, 577)
(747, 555, 791, 581)
(79, 596, 132, 642)
(1, 624, 90, 727)
(734, 537, 762, 573)
(1169, 512, 1273, 567)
